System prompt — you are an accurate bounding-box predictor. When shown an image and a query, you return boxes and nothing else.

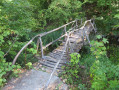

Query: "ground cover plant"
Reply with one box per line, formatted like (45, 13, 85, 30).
(60, 35, 119, 89)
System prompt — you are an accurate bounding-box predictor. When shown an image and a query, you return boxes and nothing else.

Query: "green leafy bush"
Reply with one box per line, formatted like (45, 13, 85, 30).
(25, 62, 33, 69)
(63, 35, 119, 89)
(61, 53, 81, 85)
(0, 57, 21, 87)
(90, 57, 119, 90)
(90, 35, 108, 59)
(107, 45, 119, 64)
(90, 35, 119, 90)
(0, 0, 37, 63)
(83, 0, 118, 35)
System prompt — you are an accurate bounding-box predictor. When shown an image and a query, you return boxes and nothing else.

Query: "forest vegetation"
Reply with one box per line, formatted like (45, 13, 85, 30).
(0, 0, 119, 89)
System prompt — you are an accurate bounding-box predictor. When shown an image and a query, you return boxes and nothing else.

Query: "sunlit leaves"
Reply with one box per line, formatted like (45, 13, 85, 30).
(0, 58, 21, 86)
(0, 0, 37, 86)
(70, 53, 80, 64)
(47, 0, 83, 26)
(90, 35, 119, 89)
(114, 14, 119, 18)
(102, 38, 109, 44)
(90, 35, 108, 59)
(90, 58, 119, 89)
(96, 35, 102, 39)
(60, 53, 81, 85)
(25, 62, 32, 69)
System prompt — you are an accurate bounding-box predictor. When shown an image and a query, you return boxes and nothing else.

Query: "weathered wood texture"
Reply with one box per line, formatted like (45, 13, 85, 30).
(12, 19, 96, 71)
(37, 20, 95, 72)
(12, 20, 77, 65)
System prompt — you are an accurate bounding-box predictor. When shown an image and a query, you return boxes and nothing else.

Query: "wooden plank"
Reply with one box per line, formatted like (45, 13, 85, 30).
(43, 56, 59, 63)
(45, 59, 65, 64)
(49, 54, 61, 60)
(50, 51, 63, 55)
(49, 52, 62, 56)
(39, 61, 61, 69)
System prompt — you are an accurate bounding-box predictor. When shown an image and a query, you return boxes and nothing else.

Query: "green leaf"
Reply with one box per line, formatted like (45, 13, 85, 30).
(102, 38, 109, 43)
(96, 35, 102, 39)
(115, 14, 119, 18)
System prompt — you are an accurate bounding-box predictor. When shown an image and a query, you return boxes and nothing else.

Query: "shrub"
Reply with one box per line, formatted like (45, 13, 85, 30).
(90, 35, 119, 89)
(0, 57, 21, 87)
(61, 53, 81, 85)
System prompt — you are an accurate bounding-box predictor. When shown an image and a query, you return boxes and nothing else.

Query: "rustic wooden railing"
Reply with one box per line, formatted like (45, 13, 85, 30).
(12, 19, 83, 65)
(44, 19, 97, 89)
(11, 18, 97, 90)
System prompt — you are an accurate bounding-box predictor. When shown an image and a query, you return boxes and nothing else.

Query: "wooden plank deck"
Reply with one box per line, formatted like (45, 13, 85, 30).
(37, 24, 94, 73)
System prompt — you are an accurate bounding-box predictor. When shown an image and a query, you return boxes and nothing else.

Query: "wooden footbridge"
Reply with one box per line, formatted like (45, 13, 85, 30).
(6, 19, 97, 90)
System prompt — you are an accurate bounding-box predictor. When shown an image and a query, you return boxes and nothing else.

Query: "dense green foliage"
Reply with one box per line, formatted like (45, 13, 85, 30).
(83, 0, 119, 34)
(61, 53, 81, 85)
(90, 36, 119, 89)
(0, 60, 21, 86)
(0, 0, 118, 88)
(61, 36, 119, 89)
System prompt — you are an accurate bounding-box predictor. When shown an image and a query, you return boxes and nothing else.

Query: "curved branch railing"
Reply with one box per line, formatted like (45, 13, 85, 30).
(11, 18, 97, 90)
(12, 18, 96, 65)
(12, 19, 81, 65)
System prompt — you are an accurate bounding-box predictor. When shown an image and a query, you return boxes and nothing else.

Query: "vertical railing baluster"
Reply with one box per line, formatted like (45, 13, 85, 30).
(39, 36, 44, 58)
(37, 38, 40, 54)
(84, 31, 91, 47)
(64, 25, 66, 33)
(81, 18, 82, 25)
(76, 19, 78, 29)
(93, 19, 97, 33)
(82, 28, 85, 45)
(64, 25, 67, 41)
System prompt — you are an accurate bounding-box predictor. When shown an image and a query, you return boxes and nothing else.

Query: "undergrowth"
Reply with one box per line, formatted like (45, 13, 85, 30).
(60, 35, 119, 90)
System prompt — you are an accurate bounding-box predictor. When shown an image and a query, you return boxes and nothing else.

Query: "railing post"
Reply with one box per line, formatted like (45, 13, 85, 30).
(84, 31, 91, 47)
(37, 38, 40, 54)
(66, 33, 70, 60)
(39, 36, 44, 58)
(64, 25, 67, 41)
(76, 19, 78, 29)
(64, 25, 66, 33)
(81, 18, 82, 25)
(82, 28, 85, 45)
(92, 19, 97, 33)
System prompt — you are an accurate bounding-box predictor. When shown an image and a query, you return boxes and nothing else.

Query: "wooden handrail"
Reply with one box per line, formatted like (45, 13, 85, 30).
(40, 20, 76, 37)
(12, 20, 78, 65)
(42, 26, 76, 49)
(12, 19, 96, 65)
(42, 34, 66, 49)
